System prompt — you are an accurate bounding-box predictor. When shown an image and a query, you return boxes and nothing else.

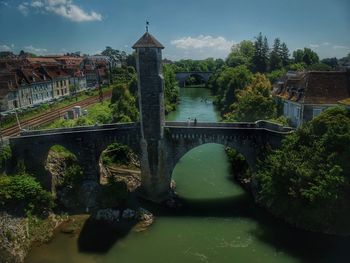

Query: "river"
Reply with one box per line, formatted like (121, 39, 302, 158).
(26, 88, 350, 263)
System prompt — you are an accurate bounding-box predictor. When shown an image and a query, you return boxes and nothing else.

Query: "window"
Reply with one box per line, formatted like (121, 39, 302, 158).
(57, 90, 59, 96)
(294, 107, 301, 119)
(64, 88, 67, 94)
(313, 108, 322, 118)
(283, 102, 289, 116)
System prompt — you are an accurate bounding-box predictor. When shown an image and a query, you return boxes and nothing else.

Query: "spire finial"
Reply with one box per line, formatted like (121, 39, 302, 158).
(146, 21, 149, 32)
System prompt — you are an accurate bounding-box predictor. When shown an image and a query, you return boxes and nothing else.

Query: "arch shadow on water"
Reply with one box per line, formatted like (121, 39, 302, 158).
(77, 215, 138, 254)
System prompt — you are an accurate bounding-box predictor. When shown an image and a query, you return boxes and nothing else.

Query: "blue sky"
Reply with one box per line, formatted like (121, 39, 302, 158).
(0, 0, 349, 60)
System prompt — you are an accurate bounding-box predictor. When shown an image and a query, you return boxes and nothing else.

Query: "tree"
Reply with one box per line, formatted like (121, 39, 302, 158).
(302, 48, 319, 65)
(339, 53, 350, 66)
(307, 63, 332, 71)
(226, 40, 255, 69)
(111, 83, 139, 122)
(163, 64, 179, 113)
(292, 49, 304, 63)
(252, 33, 270, 73)
(321, 57, 338, 68)
(269, 38, 283, 71)
(280, 42, 290, 67)
(293, 48, 319, 66)
(215, 65, 253, 111)
(256, 106, 350, 233)
(227, 73, 276, 121)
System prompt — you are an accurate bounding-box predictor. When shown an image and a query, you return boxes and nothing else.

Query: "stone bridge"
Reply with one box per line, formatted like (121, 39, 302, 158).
(9, 32, 294, 205)
(175, 71, 212, 87)
(9, 120, 292, 205)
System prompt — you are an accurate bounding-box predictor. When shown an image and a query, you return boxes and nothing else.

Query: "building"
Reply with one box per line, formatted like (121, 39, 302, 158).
(273, 71, 350, 127)
(18, 67, 53, 105)
(42, 66, 70, 99)
(0, 71, 22, 111)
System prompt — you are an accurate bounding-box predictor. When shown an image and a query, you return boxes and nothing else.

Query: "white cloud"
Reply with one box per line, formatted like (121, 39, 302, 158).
(333, 45, 349, 50)
(18, 0, 102, 22)
(0, 1, 9, 7)
(321, 42, 331, 46)
(18, 2, 29, 15)
(171, 35, 235, 51)
(0, 44, 13, 51)
(24, 45, 48, 54)
(31, 1, 43, 8)
(309, 44, 320, 48)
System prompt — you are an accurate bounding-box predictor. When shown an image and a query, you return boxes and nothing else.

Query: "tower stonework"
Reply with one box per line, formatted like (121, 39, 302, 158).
(132, 32, 170, 201)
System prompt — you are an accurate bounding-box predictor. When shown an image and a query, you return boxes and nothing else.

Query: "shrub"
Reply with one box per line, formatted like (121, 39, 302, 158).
(0, 145, 11, 170)
(0, 174, 54, 215)
(226, 148, 250, 178)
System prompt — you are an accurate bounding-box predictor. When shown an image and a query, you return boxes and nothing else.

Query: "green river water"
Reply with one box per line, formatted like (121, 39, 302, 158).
(26, 88, 350, 263)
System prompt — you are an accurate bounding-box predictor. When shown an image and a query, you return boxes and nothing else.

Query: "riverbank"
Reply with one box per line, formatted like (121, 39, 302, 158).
(0, 212, 68, 263)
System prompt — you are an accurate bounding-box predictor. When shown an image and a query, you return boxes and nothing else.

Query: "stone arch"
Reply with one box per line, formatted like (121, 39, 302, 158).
(183, 73, 207, 87)
(164, 131, 262, 188)
(97, 142, 141, 191)
(45, 144, 80, 196)
(168, 142, 250, 198)
(175, 72, 212, 87)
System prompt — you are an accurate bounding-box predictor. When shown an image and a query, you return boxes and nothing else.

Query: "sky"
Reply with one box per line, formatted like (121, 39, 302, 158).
(0, 0, 349, 60)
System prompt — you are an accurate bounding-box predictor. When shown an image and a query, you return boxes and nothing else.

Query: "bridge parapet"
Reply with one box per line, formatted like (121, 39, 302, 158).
(165, 121, 294, 134)
(19, 122, 138, 137)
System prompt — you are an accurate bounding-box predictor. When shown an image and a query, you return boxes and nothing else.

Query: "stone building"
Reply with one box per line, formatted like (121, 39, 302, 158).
(273, 70, 350, 127)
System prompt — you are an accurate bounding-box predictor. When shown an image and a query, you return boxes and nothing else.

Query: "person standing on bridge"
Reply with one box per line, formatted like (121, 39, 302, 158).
(194, 118, 197, 126)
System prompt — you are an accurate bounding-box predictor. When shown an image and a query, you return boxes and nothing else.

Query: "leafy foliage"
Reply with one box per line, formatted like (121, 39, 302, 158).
(0, 145, 11, 170)
(226, 40, 255, 69)
(292, 48, 319, 66)
(252, 33, 270, 73)
(226, 148, 250, 178)
(214, 65, 253, 112)
(101, 143, 134, 166)
(0, 174, 54, 216)
(111, 83, 139, 123)
(225, 74, 276, 121)
(163, 64, 180, 113)
(256, 107, 350, 231)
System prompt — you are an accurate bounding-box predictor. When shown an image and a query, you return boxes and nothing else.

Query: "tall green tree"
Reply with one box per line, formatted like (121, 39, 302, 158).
(252, 33, 270, 72)
(269, 38, 283, 71)
(280, 42, 290, 67)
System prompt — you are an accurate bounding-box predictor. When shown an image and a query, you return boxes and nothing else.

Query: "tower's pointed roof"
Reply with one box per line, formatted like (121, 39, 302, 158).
(132, 32, 164, 49)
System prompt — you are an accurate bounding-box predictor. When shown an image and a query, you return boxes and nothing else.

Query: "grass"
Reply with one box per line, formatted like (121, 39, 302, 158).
(0, 86, 112, 129)
(45, 102, 113, 129)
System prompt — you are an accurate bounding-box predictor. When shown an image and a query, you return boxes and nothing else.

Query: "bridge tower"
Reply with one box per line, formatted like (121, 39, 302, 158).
(132, 31, 170, 201)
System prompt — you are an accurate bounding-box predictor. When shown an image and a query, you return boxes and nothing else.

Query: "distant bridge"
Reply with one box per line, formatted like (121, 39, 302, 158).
(175, 71, 213, 87)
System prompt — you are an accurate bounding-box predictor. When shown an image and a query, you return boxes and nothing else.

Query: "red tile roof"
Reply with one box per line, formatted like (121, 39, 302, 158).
(273, 71, 350, 104)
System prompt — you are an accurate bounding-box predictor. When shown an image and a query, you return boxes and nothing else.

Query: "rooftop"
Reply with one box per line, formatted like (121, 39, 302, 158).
(273, 71, 350, 105)
(132, 32, 164, 49)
